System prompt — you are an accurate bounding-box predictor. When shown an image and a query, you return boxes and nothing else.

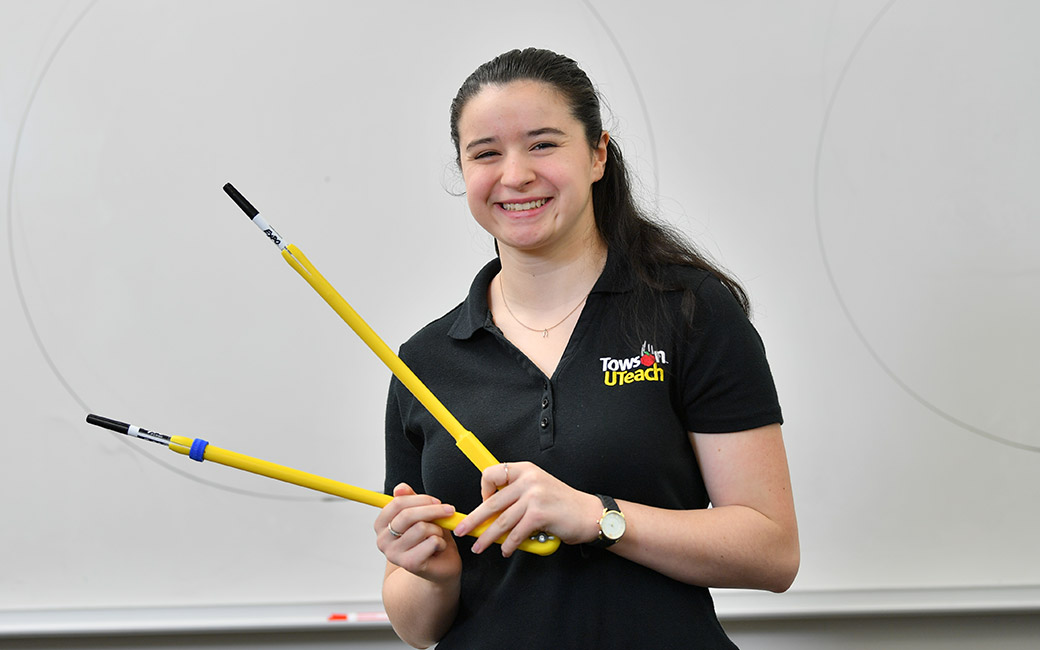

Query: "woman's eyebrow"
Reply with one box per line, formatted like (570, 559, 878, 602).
(527, 127, 566, 138)
(465, 136, 497, 152)
(465, 127, 567, 152)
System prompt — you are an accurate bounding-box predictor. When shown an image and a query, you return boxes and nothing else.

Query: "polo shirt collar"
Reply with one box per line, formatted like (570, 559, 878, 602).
(447, 249, 635, 341)
(448, 258, 501, 340)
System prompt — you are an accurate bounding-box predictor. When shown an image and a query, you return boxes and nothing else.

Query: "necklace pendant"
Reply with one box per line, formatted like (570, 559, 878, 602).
(542, 329, 549, 338)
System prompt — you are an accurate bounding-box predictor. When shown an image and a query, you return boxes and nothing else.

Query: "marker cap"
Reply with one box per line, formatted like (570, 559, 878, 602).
(223, 183, 259, 218)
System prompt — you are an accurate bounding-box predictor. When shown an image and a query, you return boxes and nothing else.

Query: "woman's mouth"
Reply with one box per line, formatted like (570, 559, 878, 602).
(499, 198, 549, 212)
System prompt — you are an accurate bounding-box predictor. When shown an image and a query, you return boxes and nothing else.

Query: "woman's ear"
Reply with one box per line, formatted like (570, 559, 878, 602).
(592, 131, 610, 182)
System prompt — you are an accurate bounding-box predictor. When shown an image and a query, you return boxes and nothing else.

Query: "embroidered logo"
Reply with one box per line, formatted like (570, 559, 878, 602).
(600, 341, 668, 386)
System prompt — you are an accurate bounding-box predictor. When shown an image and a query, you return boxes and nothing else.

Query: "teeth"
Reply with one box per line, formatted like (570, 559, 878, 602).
(501, 198, 547, 211)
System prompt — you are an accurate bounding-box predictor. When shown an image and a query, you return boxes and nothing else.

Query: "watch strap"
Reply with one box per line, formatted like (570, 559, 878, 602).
(588, 494, 623, 549)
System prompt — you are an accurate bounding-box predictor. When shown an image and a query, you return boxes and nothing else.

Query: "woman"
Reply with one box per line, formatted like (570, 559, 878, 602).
(374, 48, 798, 649)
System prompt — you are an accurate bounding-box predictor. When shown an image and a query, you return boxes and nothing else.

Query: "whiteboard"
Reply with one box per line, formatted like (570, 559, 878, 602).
(2, 0, 1038, 633)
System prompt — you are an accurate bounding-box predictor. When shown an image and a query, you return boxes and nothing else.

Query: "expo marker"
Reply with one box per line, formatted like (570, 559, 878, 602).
(222, 183, 287, 251)
(87, 413, 171, 446)
(221, 183, 499, 474)
(85, 414, 560, 556)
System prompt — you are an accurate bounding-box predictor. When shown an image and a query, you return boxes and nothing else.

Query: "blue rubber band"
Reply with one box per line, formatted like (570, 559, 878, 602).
(189, 438, 209, 462)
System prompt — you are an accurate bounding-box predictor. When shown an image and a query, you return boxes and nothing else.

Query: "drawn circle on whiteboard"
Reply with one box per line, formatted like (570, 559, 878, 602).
(814, 0, 1040, 452)
(6, 1, 661, 493)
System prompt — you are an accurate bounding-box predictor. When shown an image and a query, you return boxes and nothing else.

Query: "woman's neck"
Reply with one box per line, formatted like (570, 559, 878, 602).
(494, 234, 608, 312)
(488, 235, 606, 375)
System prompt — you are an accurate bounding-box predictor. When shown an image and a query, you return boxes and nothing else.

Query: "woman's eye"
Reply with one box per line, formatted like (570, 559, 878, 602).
(532, 142, 557, 151)
(474, 150, 499, 160)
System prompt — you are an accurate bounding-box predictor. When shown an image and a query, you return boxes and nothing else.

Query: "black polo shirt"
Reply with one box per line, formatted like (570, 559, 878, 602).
(384, 253, 781, 649)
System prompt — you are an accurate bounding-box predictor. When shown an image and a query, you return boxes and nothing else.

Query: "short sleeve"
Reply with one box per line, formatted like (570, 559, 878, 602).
(680, 275, 783, 433)
(383, 375, 426, 495)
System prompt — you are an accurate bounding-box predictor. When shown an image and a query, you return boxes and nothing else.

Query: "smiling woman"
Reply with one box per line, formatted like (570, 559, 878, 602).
(457, 81, 607, 263)
(374, 48, 797, 649)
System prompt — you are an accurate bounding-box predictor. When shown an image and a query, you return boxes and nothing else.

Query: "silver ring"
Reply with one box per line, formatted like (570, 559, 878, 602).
(503, 462, 509, 484)
(387, 522, 403, 538)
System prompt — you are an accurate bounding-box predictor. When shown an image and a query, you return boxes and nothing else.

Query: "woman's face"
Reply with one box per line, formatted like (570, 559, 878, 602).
(457, 80, 607, 257)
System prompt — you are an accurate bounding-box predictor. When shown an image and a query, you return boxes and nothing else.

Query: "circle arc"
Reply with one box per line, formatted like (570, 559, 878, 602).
(811, 0, 1039, 454)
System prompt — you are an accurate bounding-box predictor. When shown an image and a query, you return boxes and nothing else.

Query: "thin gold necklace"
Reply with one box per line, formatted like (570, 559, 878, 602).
(499, 278, 589, 338)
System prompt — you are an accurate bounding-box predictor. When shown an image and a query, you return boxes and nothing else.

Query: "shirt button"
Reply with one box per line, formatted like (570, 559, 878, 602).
(540, 417, 549, 428)
(541, 397, 549, 409)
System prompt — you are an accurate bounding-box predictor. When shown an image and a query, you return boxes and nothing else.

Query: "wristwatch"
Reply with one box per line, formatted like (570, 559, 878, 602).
(589, 494, 626, 548)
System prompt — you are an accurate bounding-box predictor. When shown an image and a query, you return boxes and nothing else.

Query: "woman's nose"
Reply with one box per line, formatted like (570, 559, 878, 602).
(501, 154, 536, 188)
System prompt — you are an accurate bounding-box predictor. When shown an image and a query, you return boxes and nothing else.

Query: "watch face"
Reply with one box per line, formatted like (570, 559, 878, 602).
(601, 511, 626, 540)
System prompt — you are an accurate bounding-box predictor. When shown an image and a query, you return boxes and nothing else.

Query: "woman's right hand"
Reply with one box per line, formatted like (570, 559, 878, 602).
(375, 483, 462, 584)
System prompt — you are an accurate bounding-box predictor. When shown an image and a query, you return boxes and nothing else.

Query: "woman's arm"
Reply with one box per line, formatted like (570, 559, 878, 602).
(613, 423, 799, 591)
(375, 484, 463, 648)
(454, 423, 798, 592)
(382, 561, 459, 648)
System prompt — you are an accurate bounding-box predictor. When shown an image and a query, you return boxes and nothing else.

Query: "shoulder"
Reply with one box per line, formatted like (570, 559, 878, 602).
(398, 257, 499, 362)
(662, 265, 746, 321)
(666, 265, 714, 294)
(398, 302, 465, 359)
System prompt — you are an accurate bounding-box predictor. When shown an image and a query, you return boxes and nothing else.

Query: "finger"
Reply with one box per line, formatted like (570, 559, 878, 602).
(391, 483, 443, 508)
(379, 509, 456, 563)
(454, 487, 512, 537)
(394, 532, 450, 575)
(480, 463, 511, 500)
(385, 526, 441, 571)
(376, 487, 450, 540)
(387, 503, 456, 540)
(469, 502, 525, 555)
(386, 518, 442, 546)
(498, 510, 545, 557)
(376, 484, 418, 528)
(386, 485, 441, 513)
(377, 494, 432, 531)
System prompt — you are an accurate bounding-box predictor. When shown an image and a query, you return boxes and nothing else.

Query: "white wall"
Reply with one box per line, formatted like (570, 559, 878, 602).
(2, 0, 1038, 644)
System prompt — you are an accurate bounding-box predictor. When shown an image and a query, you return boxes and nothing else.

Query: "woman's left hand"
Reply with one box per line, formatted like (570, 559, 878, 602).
(453, 462, 602, 556)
